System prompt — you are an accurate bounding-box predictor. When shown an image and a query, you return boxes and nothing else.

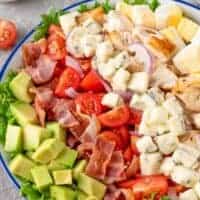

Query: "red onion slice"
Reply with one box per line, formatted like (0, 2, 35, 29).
(128, 43, 153, 73)
(100, 79, 112, 92)
(115, 90, 133, 102)
(66, 55, 84, 78)
(65, 87, 79, 99)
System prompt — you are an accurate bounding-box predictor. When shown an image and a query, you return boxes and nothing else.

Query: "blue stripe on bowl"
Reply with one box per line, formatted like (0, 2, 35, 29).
(0, 0, 199, 192)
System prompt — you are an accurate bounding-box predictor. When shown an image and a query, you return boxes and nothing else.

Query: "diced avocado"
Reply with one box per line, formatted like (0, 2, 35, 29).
(49, 147, 78, 170)
(77, 191, 88, 200)
(10, 102, 38, 126)
(32, 138, 65, 164)
(26, 151, 34, 160)
(53, 169, 72, 185)
(9, 71, 33, 103)
(46, 122, 66, 142)
(50, 186, 76, 200)
(31, 165, 53, 190)
(77, 191, 98, 200)
(73, 160, 87, 180)
(4, 125, 22, 152)
(23, 124, 51, 151)
(78, 173, 106, 200)
(9, 154, 36, 181)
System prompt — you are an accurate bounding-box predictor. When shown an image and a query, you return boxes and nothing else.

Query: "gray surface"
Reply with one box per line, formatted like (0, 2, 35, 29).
(0, 0, 199, 199)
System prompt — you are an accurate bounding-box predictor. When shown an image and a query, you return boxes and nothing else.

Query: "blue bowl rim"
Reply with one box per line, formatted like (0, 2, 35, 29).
(0, 0, 199, 191)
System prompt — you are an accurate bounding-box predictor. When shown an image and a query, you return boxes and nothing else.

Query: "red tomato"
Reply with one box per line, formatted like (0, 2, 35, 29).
(75, 93, 105, 115)
(80, 70, 105, 92)
(0, 19, 17, 49)
(128, 108, 142, 126)
(98, 106, 130, 128)
(123, 146, 133, 162)
(130, 135, 139, 155)
(47, 34, 66, 60)
(113, 126, 130, 150)
(101, 131, 123, 150)
(79, 58, 92, 72)
(48, 24, 65, 39)
(55, 67, 81, 97)
(118, 176, 168, 199)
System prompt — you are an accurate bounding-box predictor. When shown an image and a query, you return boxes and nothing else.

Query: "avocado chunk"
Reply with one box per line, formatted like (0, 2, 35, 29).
(9, 71, 33, 103)
(32, 138, 65, 164)
(31, 165, 53, 190)
(4, 125, 22, 152)
(49, 147, 78, 170)
(46, 122, 66, 142)
(77, 191, 88, 200)
(53, 169, 72, 185)
(9, 154, 36, 181)
(23, 124, 51, 151)
(10, 102, 38, 126)
(78, 173, 106, 200)
(73, 160, 87, 180)
(50, 186, 76, 200)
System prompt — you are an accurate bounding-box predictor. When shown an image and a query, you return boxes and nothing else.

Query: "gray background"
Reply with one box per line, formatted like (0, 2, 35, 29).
(0, 0, 199, 199)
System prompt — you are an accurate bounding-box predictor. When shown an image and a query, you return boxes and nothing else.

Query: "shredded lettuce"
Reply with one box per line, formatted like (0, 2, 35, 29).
(124, 0, 159, 11)
(78, 0, 114, 14)
(0, 72, 17, 144)
(33, 8, 67, 41)
(20, 181, 54, 200)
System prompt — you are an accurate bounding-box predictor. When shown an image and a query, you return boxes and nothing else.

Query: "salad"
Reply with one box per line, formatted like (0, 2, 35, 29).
(1, 0, 200, 199)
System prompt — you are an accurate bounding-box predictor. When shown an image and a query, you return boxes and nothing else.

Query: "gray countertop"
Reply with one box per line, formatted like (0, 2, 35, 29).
(0, 0, 199, 199)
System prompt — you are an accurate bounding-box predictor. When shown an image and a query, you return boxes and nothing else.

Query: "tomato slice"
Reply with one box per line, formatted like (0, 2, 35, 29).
(80, 70, 105, 92)
(75, 93, 106, 115)
(55, 67, 81, 97)
(100, 131, 123, 150)
(118, 176, 168, 198)
(130, 135, 140, 155)
(113, 126, 130, 150)
(98, 106, 130, 127)
(123, 146, 133, 162)
(0, 19, 17, 49)
(47, 34, 66, 60)
(128, 108, 142, 126)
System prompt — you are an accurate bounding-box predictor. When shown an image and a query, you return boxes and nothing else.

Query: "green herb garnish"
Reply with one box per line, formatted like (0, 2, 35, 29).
(124, 0, 159, 11)
(77, 0, 114, 14)
(0, 72, 17, 144)
(34, 8, 66, 41)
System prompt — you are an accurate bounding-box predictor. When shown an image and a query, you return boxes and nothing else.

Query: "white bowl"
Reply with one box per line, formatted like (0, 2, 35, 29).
(0, 0, 199, 192)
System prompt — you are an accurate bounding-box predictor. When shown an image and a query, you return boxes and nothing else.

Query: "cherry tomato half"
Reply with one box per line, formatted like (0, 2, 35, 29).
(0, 19, 17, 49)
(98, 106, 130, 127)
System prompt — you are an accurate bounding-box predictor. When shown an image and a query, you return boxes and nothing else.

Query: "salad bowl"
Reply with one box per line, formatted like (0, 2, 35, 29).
(0, 0, 200, 199)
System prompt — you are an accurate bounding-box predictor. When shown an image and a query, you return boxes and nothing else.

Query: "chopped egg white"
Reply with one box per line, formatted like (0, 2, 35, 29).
(101, 92, 123, 108)
(168, 116, 186, 136)
(82, 18, 102, 34)
(128, 72, 149, 93)
(194, 182, 200, 198)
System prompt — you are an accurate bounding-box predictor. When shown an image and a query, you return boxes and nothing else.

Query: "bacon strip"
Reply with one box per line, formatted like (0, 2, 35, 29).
(86, 136, 115, 180)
